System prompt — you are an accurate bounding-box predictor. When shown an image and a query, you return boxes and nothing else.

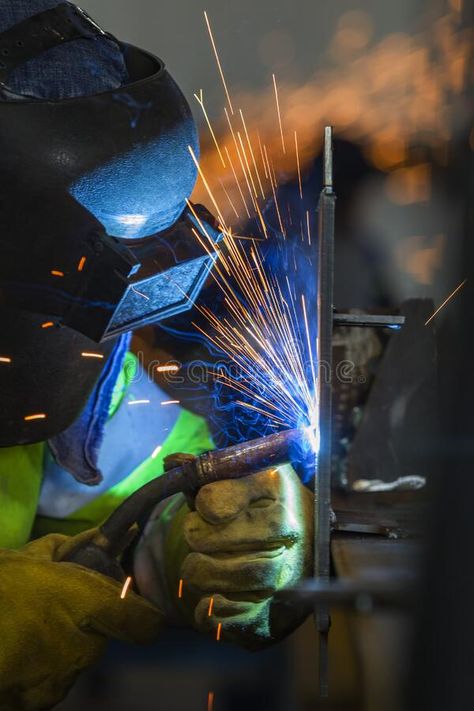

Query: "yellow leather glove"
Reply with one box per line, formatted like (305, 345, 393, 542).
(0, 529, 163, 711)
(135, 464, 313, 649)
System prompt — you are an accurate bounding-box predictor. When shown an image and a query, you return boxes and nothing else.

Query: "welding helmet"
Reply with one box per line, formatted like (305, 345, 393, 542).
(0, 2, 221, 446)
(0, 2, 222, 343)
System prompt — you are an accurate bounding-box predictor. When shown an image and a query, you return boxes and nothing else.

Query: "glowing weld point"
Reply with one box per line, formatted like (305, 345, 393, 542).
(50, 270, 64, 277)
(120, 576, 132, 599)
(208, 691, 215, 711)
(208, 597, 214, 617)
(178, 579, 184, 598)
(41, 322, 54, 329)
(0, 357, 12, 364)
(303, 422, 320, 457)
(81, 352, 104, 359)
(151, 445, 163, 460)
(156, 364, 180, 373)
(127, 399, 150, 406)
(24, 413, 47, 422)
(77, 256, 87, 272)
(216, 623, 222, 641)
(161, 400, 180, 406)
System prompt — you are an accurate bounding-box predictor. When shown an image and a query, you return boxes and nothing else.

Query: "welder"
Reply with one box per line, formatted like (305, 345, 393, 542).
(0, 2, 313, 709)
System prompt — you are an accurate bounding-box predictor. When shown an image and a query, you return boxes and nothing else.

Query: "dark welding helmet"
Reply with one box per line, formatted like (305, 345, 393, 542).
(0, 2, 222, 343)
(0, 2, 221, 447)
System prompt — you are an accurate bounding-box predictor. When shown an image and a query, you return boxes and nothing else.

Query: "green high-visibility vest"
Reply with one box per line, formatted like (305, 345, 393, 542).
(0, 354, 214, 549)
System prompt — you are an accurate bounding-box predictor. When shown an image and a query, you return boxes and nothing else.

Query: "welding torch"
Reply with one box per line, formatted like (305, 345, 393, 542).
(63, 427, 308, 580)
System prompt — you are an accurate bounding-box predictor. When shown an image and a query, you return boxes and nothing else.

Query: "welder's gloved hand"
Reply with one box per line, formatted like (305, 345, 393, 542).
(0, 529, 163, 711)
(136, 465, 313, 649)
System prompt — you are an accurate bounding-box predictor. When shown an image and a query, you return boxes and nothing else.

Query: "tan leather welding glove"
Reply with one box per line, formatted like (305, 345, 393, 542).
(0, 529, 163, 711)
(135, 464, 313, 649)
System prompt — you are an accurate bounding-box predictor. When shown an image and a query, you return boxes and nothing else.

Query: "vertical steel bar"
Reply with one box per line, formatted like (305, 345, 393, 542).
(315, 126, 336, 698)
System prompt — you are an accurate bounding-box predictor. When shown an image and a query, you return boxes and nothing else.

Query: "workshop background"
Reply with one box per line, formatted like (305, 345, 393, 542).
(56, 1, 472, 710)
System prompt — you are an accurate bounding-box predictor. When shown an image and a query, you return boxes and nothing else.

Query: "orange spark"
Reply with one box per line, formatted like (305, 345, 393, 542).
(272, 73, 286, 154)
(189, 145, 227, 229)
(208, 597, 214, 617)
(120, 576, 133, 599)
(294, 131, 303, 199)
(257, 132, 269, 180)
(218, 178, 240, 220)
(263, 144, 285, 236)
(156, 364, 180, 373)
(0, 356, 12, 364)
(41, 322, 54, 329)
(81, 352, 104, 359)
(50, 270, 64, 277)
(24, 413, 47, 421)
(224, 145, 251, 218)
(425, 278, 467, 325)
(224, 109, 257, 211)
(208, 691, 215, 711)
(195, 89, 226, 168)
(216, 622, 222, 641)
(178, 579, 184, 598)
(77, 256, 87, 272)
(204, 11, 234, 115)
(240, 109, 266, 200)
(237, 130, 258, 199)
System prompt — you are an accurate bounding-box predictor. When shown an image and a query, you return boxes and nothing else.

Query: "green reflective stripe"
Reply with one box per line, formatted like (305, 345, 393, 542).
(108, 352, 138, 419)
(33, 409, 214, 538)
(0, 443, 44, 549)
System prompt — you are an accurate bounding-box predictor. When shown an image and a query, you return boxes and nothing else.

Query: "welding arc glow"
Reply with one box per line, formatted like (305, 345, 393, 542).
(184, 190, 319, 458)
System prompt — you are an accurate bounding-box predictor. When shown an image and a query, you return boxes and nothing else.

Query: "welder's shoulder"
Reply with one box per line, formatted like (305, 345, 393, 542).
(35, 369, 213, 533)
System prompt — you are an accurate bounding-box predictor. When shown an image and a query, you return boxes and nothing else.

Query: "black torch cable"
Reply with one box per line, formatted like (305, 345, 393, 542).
(97, 427, 303, 554)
